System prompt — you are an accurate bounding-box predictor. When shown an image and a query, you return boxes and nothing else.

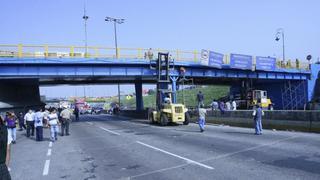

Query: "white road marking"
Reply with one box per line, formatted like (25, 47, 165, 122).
(42, 160, 50, 176)
(47, 149, 52, 156)
(201, 136, 298, 163)
(49, 142, 52, 147)
(99, 127, 120, 135)
(136, 141, 214, 170)
(130, 136, 296, 179)
(86, 122, 93, 125)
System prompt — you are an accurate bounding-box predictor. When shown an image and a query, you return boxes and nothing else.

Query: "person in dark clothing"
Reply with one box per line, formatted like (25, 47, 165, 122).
(0, 116, 12, 180)
(252, 104, 264, 135)
(74, 106, 79, 121)
(197, 91, 204, 108)
(18, 112, 26, 131)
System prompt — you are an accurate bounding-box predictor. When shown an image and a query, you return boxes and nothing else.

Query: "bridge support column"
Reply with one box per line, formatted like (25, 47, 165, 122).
(135, 81, 144, 111)
(170, 76, 179, 103)
(0, 79, 42, 111)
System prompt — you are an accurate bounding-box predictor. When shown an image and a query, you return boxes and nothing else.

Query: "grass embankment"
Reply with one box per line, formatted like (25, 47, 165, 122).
(122, 85, 229, 109)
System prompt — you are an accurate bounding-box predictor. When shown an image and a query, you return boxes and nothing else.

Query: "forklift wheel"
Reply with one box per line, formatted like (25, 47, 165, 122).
(183, 112, 190, 125)
(160, 113, 168, 126)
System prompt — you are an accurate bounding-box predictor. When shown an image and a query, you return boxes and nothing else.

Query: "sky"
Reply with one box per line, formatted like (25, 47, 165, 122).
(1, 0, 319, 98)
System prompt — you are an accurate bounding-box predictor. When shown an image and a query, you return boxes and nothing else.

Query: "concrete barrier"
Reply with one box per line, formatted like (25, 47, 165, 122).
(194, 110, 320, 133)
(119, 109, 320, 133)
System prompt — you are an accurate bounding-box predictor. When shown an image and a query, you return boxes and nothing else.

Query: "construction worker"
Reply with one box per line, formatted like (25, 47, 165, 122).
(286, 59, 292, 68)
(295, 58, 300, 69)
(252, 103, 264, 135)
(198, 104, 207, 132)
(147, 48, 154, 60)
(197, 91, 204, 108)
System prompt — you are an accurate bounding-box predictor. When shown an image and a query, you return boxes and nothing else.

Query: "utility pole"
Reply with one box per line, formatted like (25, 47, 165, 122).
(105, 17, 125, 105)
(83, 1, 89, 57)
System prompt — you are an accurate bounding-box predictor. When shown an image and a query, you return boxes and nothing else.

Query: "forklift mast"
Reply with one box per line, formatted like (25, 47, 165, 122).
(153, 53, 174, 110)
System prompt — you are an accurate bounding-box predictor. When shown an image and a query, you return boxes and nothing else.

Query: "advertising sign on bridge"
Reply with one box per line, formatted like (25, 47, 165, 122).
(255, 56, 276, 71)
(230, 53, 253, 70)
(208, 51, 223, 68)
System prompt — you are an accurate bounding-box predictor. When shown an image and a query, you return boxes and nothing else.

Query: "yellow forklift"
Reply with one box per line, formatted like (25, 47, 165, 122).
(248, 90, 273, 109)
(148, 53, 190, 126)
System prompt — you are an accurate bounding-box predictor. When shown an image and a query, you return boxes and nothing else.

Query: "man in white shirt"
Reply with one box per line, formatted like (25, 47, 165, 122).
(232, 100, 237, 110)
(24, 110, 35, 137)
(48, 109, 60, 142)
(198, 105, 207, 132)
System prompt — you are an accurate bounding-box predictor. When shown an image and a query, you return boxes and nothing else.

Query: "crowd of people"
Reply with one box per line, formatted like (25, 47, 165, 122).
(0, 106, 76, 179)
(196, 91, 264, 135)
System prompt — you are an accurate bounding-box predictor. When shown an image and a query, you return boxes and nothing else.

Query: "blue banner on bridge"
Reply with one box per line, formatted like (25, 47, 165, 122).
(255, 56, 276, 71)
(230, 53, 253, 70)
(208, 51, 223, 68)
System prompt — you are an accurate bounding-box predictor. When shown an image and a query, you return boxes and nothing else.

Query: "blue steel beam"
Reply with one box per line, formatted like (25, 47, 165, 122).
(0, 57, 311, 81)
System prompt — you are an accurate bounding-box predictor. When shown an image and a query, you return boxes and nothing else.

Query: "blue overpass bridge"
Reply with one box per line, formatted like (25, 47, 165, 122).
(0, 44, 318, 111)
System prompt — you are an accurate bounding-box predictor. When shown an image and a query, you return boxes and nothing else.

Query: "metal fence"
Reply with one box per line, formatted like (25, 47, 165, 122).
(0, 44, 310, 70)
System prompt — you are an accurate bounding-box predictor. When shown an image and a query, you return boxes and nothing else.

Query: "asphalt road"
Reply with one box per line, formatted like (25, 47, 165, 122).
(9, 114, 320, 180)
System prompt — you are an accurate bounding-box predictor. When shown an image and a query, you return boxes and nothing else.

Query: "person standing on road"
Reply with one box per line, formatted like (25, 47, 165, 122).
(74, 106, 79, 121)
(0, 116, 12, 180)
(197, 91, 204, 108)
(5, 112, 17, 144)
(198, 104, 207, 132)
(252, 104, 264, 135)
(17, 112, 26, 131)
(24, 110, 35, 137)
(48, 108, 60, 142)
(34, 108, 44, 141)
(60, 106, 72, 136)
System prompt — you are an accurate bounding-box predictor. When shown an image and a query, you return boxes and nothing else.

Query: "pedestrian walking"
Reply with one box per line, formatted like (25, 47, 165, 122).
(48, 108, 60, 142)
(198, 104, 207, 132)
(197, 91, 204, 108)
(34, 109, 44, 141)
(74, 106, 79, 121)
(17, 112, 26, 131)
(60, 106, 72, 136)
(24, 110, 35, 137)
(4, 112, 17, 144)
(0, 116, 12, 180)
(252, 104, 264, 135)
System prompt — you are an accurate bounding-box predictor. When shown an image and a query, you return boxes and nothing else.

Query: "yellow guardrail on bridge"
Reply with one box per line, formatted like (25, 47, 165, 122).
(0, 44, 309, 70)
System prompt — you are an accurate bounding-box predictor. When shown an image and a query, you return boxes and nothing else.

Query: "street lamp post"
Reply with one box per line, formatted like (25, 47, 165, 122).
(82, 1, 89, 57)
(275, 28, 285, 63)
(105, 16, 125, 105)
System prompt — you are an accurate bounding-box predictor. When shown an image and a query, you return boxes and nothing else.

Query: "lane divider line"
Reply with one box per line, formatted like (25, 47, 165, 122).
(47, 149, 52, 156)
(136, 141, 214, 170)
(49, 142, 52, 148)
(43, 160, 50, 176)
(99, 127, 120, 135)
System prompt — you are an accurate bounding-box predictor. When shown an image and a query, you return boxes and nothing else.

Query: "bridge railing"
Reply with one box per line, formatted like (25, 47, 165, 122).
(0, 44, 310, 70)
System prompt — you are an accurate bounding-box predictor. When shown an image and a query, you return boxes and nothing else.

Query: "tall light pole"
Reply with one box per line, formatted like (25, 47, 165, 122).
(275, 28, 285, 63)
(105, 16, 125, 105)
(82, 1, 89, 57)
